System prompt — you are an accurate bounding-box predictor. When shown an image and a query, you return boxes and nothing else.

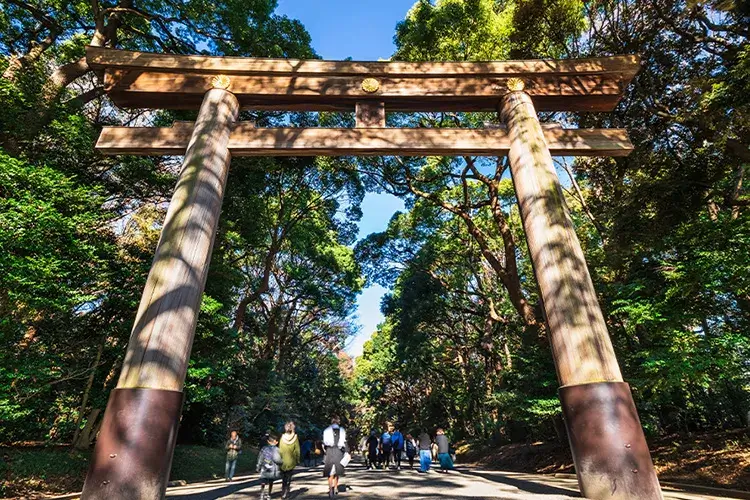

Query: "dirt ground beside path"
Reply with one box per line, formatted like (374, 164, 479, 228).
(459, 428, 750, 492)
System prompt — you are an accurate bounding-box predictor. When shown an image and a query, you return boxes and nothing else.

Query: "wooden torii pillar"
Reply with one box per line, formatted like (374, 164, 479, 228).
(83, 47, 661, 499)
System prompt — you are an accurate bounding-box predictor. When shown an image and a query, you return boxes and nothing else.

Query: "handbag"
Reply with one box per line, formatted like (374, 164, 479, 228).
(340, 452, 352, 467)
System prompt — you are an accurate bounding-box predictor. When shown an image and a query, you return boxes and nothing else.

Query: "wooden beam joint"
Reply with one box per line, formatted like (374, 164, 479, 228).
(355, 101, 386, 128)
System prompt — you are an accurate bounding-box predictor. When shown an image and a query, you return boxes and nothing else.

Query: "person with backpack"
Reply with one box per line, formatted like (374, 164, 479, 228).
(224, 430, 242, 481)
(391, 425, 404, 470)
(435, 428, 454, 473)
(404, 433, 417, 470)
(323, 416, 347, 498)
(365, 430, 379, 470)
(279, 421, 301, 499)
(417, 429, 432, 472)
(380, 424, 393, 470)
(256, 433, 283, 500)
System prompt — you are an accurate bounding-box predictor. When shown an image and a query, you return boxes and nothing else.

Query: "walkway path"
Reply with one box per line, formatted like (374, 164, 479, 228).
(164, 460, 747, 500)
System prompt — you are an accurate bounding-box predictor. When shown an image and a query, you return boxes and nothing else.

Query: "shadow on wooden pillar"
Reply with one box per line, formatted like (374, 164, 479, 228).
(81, 87, 240, 500)
(499, 90, 663, 500)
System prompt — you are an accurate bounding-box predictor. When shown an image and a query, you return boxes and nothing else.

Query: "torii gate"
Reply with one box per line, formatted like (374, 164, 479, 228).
(81, 47, 662, 500)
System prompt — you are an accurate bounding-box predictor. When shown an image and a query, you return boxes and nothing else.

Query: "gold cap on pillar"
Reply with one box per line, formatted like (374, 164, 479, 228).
(211, 75, 232, 90)
(506, 78, 525, 92)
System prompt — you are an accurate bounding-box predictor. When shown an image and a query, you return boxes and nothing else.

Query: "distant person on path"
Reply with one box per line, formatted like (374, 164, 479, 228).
(404, 433, 417, 469)
(315, 439, 324, 466)
(365, 430, 379, 470)
(224, 430, 242, 481)
(380, 424, 393, 470)
(279, 421, 301, 499)
(257, 433, 283, 500)
(358, 434, 370, 469)
(418, 430, 432, 472)
(323, 416, 347, 498)
(391, 425, 404, 470)
(301, 437, 314, 467)
(435, 428, 454, 473)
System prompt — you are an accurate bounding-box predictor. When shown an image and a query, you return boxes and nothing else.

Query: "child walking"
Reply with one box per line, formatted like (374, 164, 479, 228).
(257, 433, 283, 500)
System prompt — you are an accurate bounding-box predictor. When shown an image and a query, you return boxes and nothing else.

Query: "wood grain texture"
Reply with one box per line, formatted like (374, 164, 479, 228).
(117, 89, 239, 392)
(86, 46, 640, 77)
(356, 101, 386, 128)
(86, 47, 640, 112)
(96, 124, 634, 157)
(499, 91, 623, 387)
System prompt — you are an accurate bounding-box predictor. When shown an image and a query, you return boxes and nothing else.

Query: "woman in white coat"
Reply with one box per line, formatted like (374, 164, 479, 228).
(322, 416, 347, 498)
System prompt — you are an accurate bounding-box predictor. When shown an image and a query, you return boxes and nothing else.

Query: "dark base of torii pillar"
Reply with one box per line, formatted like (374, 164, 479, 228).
(499, 84, 662, 499)
(81, 84, 240, 500)
(81, 389, 184, 498)
(560, 382, 662, 499)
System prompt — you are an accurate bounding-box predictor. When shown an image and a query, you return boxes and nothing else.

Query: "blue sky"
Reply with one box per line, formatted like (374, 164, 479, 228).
(275, 0, 413, 356)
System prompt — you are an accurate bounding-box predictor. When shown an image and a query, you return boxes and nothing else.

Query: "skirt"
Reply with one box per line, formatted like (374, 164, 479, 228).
(323, 447, 346, 477)
(419, 449, 432, 471)
(438, 452, 454, 469)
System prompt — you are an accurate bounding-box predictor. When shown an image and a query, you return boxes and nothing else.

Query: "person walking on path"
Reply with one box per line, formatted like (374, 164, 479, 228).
(380, 424, 393, 470)
(435, 428, 454, 473)
(279, 421, 301, 499)
(417, 430, 432, 472)
(301, 437, 314, 467)
(391, 425, 404, 470)
(365, 430, 379, 470)
(225, 430, 242, 481)
(358, 434, 370, 469)
(323, 416, 347, 498)
(257, 433, 283, 500)
(404, 433, 417, 470)
(314, 439, 324, 466)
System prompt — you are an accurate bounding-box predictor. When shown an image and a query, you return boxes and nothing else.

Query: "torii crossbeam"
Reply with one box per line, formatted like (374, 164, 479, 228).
(82, 47, 662, 500)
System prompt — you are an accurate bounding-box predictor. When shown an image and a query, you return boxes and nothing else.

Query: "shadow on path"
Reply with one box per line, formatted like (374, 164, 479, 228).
(455, 467, 581, 497)
(166, 462, 580, 500)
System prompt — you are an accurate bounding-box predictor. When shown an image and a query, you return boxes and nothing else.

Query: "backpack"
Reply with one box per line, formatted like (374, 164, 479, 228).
(261, 446, 276, 471)
(406, 439, 416, 454)
(381, 432, 392, 446)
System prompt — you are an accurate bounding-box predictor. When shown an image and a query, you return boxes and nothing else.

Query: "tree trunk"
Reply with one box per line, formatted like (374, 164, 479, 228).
(74, 408, 102, 450)
(71, 338, 105, 448)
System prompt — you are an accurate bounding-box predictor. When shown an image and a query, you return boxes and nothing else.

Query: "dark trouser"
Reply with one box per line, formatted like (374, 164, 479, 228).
(260, 478, 275, 493)
(382, 445, 392, 467)
(393, 448, 402, 467)
(282, 470, 294, 494)
(407, 452, 415, 468)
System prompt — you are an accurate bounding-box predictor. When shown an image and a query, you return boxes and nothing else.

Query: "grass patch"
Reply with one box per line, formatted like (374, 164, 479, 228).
(0, 444, 258, 498)
(171, 444, 257, 483)
(0, 446, 89, 498)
